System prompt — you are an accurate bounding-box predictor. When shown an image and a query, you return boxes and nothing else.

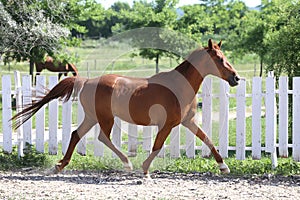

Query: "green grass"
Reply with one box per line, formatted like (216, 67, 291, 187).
(1, 143, 300, 176)
(228, 116, 266, 147)
(167, 155, 300, 176)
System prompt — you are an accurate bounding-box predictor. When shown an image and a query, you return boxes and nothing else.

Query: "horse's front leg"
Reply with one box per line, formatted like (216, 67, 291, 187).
(182, 121, 230, 174)
(98, 117, 133, 171)
(98, 131, 133, 171)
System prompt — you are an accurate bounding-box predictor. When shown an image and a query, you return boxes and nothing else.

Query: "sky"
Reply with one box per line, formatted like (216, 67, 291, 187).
(100, 0, 261, 9)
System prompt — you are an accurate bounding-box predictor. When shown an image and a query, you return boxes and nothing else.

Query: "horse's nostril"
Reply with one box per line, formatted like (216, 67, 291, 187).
(234, 76, 240, 82)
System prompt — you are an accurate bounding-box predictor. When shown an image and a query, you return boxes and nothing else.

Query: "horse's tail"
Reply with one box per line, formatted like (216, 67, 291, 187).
(11, 76, 87, 130)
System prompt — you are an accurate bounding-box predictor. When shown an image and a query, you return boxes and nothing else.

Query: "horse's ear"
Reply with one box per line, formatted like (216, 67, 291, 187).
(208, 39, 213, 49)
(218, 40, 222, 48)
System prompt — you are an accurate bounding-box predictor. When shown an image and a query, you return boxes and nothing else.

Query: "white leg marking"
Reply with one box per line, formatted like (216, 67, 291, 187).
(123, 160, 133, 171)
(219, 163, 230, 174)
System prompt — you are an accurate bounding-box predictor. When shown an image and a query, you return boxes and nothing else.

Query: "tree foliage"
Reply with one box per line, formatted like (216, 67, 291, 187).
(263, 1, 300, 78)
(0, 0, 105, 74)
(176, 0, 248, 57)
(233, 0, 300, 78)
(120, 0, 182, 73)
(0, 0, 70, 75)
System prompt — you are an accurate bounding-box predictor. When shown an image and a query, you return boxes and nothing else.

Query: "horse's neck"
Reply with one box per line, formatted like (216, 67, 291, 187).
(174, 60, 204, 93)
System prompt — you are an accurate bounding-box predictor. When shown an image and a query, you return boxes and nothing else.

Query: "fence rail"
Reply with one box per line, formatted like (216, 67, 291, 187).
(1, 72, 300, 164)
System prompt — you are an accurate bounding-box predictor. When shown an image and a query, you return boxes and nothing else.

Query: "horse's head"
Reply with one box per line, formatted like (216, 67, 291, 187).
(205, 39, 240, 86)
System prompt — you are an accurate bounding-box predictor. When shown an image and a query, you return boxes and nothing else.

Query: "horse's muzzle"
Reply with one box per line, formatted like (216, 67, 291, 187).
(228, 75, 240, 87)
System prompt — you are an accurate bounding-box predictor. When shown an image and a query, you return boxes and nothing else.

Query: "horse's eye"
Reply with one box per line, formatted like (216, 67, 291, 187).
(220, 58, 224, 63)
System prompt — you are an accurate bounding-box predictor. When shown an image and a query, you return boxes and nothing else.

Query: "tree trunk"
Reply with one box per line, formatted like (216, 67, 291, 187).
(29, 59, 34, 82)
(259, 56, 263, 77)
(155, 54, 159, 74)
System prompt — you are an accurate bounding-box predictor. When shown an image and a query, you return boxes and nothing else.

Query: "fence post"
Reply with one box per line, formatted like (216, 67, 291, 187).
(202, 77, 212, 157)
(35, 75, 46, 153)
(265, 75, 278, 168)
(2, 75, 12, 153)
(94, 124, 104, 157)
(128, 123, 138, 157)
(236, 79, 246, 160)
(77, 99, 87, 155)
(219, 80, 229, 158)
(14, 71, 23, 157)
(279, 76, 288, 157)
(157, 126, 165, 157)
(62, 80, 72, 155)
(48, 76, 58, 155)
(112, 117, 122, 157)
(22, 75, 32, 147)
(170, 125, 180, 158)
(279, 77, 289, 158)
(185, 128, 195, 158)
(293, 77, 300, 161)
(143, 126, 153, 155)
(251, 77, 262, 159)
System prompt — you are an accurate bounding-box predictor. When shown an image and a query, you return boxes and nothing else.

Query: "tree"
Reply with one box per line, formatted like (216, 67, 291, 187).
(63, 0, 106, 38)
(232, 9, 268, 76)
(98, 2, 131, 38)
(0, 0, 69, 76)
(220, 1, 248, 62)
(39, 0, 105, 36)
(264, 1, 300, 79)
(69, 1, 131, 39)
(231, 0, 300, 78)
(121, 0, 181, 73)
(111, 1, 131, 12)
(176, 0, 248, 57)
(0, 0, 107, 75)
(175, 4, 212, 45)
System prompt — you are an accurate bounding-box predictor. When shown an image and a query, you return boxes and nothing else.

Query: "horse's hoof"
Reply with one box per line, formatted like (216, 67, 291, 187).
(123, 161, 133, 171)
(54, 164, 62, 174)
(144, 173, 151, 179)
(220, 167, 230, 174)
(219, 163, 230, 174)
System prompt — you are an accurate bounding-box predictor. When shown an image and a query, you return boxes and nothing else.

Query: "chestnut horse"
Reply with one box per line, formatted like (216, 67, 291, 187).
(12, 39, 239, 176)
(35, 56, 78, 81)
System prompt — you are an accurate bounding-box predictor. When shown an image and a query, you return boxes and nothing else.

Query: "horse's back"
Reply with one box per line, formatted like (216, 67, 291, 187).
(78, 74, 146, 120)
(80, 73, 183, 126)
(104, 74, 180, 125)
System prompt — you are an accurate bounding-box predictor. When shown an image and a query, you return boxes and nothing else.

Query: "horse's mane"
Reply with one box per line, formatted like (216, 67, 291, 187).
(174, 43, 220, 76)
(174, 48, 205, 76)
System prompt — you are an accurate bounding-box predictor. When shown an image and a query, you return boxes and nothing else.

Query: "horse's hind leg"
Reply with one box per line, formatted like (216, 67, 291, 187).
(142, 125, 172, 177)
(182, 121, 230, 174)
(98, 118, 133, 171)
(55, 116, 96, 172)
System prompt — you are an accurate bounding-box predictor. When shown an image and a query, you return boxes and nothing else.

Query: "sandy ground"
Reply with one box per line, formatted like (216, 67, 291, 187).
(0, 169, 299, 200)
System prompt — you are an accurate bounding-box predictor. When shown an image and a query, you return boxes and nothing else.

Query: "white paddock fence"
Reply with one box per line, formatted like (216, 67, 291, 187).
(1, 71, 300, 166)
